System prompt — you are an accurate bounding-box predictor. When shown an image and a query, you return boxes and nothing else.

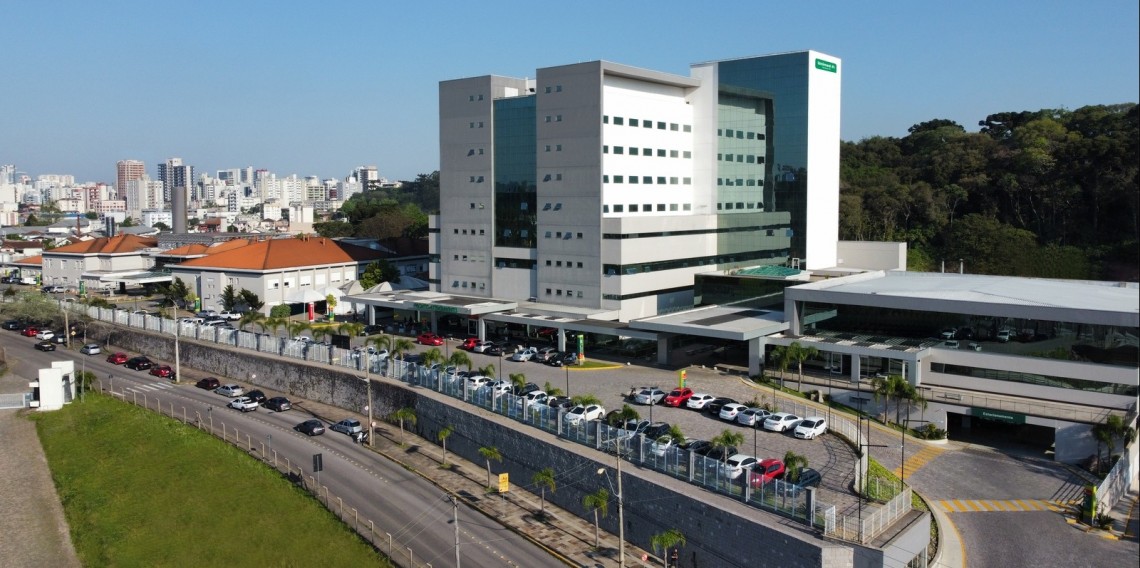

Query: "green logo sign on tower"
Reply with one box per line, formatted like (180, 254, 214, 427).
(815, 58, 837, 73)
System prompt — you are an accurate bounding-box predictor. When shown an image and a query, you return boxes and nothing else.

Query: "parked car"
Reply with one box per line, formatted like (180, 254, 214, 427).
(723, 454, 759, 479)
(633, 387, 667, 405)
(1, 320, 22, 330)
(749, 458, 787, 487)
(263, 397, 292, 412)
(125, 356, 154, 371)
(704, 397, 738, 415)
(35, 330, 55, 340)
(642, 422, 672, 440)
(21, 327, 40, 337)
(196, 310, 219, 319)
(478, 380, 513, 398)
(996, 329, 1013, 343)
(563, 404, 605, 426)
(294, 419, 325, 436)
(106, 352, 129, 365)
(148, 365, 175, 379)
(718, 402, 748, 421)
(651, 435, 677, 456)
(215, 384, 245, 397)
(460, 337, 480, 350)
(464, 375, 492, 390)
(788, 467, 823, 488)
(663, 387, 693, 407)
(515, 390, 548, 408)
(218, 310, 244, 320)
(685, 393, 716, 410)
(196, 377, 221, 390)
(622, 419, 651, 435)
(942, 339, 960, 349)
(417, 333, 444, 346)
(485, 341, 514, 356)
(534, 347, 559, 362)
(510, 347, 538, 362)
(512, 382, 541, 396)
(361, 324, 384, 336)
(228, 396, 259, 412)
(545, 396, 574, 410)
(737, 408, 772, 427)
(79, 343, 102, 355)
(35, 340, 56, 351)
(793, 417, 828, 440)
(330, 418, 363, 436)
(763, 412, 802, 432)
(695, 444, 737, 462)
(42, 285, 65, 293)
(246, 390, 267, 404)
(471, 340, 494, 353)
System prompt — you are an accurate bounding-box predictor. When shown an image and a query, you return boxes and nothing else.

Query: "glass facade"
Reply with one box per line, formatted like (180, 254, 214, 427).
(493, 96, 537, 249)
(718, 54, 810, 260)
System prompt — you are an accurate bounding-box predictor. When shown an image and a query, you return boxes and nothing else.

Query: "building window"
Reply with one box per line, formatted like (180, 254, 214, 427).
(556, 115, 562, 122)
(670, 123, 678, 131)
(614, 117, 624, 125)
(670, 203, 678, 211)
(630, 118, 639, 127)
(643, 147, 651, 156)
(643, 120, 652, 129)
(603, 204, 609, 213)
(577, 262, 583, 268)
(683, 151, 692, 159)
(683, 203, 692, 211)
(643, 176, 652, 184)
(556, 85, 562, 92)
(545, 116, 551, 123)
(603, 145, 609, 154)
(546, 288, 552, 295)
(683, 124, 692, 132)
(657, 121, 666, 129)
(614, 175, 624, 183)
(657, 204, 666, 211)
(577, 232, 583, 238)
(630, 147, 639, 156)
(603, 115, 609, 123)
(670, 150, 679, 158)
(614, 204, 624, 212)
(614, 146, 624, 155)
(544, 86, 551, 93)
(657, 149, 666, 157)
(629, 176, 638, 184)
(630, 204, 639, 212)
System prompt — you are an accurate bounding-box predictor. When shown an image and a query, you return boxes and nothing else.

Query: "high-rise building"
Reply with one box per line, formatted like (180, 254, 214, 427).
(434, 51, 841, 321)
(116, 160, 146, 200)
(157, 157, 194, 205)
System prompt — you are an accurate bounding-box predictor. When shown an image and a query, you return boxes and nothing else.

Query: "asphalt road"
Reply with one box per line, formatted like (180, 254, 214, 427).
(4, 334, 559, 568)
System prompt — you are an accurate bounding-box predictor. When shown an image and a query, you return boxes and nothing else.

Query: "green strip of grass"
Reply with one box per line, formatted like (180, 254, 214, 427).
(32, 394, 389, 567)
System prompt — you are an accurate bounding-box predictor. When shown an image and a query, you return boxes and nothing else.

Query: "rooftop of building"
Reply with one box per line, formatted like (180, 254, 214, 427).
(47, 234, 158, 255)
(172, 235, 387, 271)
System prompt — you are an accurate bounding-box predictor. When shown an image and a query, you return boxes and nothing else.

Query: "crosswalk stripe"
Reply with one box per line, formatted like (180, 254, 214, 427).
(938, 498, 1074, 513)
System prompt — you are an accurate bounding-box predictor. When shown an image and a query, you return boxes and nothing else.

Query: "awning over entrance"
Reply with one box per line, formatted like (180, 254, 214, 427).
(343, 290, 517, 317)
(631, 304, 789, 341)
(84, 270, 174, 285)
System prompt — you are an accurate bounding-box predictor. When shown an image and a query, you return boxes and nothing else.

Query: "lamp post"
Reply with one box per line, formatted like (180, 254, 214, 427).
(172, 323, 181, 383)
(564, 365, 570, 398)
(444, 494, 461, 568)
(598, 436, 629, 568)
(362, 365, 374, 448)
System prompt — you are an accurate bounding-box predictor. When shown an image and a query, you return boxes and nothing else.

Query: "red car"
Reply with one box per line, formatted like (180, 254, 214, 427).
(417, 333, 444, 346)
(106, 352, 129, 365)
(663, 387, 694, 407)
(749, 458, 787, 487)
(461, 336, 479, 350)
(149, 365, 175, 378)
(21, 327, 40, 337)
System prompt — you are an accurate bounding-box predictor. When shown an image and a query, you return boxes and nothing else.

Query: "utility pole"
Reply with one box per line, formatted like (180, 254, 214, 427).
(445, 494, 461, 568)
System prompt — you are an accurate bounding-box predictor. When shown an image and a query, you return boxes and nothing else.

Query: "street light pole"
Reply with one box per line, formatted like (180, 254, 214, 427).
(598, 437, 628, 568)
(173, 322, 181, 383)
(445, 494, 461, 568)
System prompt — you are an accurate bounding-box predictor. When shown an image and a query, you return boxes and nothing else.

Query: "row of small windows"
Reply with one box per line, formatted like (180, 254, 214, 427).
(544, 230, 584, 239)
(719, 128, 766, 140)
(495, 258, 537, 270)
(468, 176, 486, 182)
(604, 116, 691, 132)
(543, 85, 563, 93)
(469, 121, 485, 128)
(451, 280, 486, 290)
(604, 146, 692, 159)
(717, 202, 767, 211)
(718, 178, 764, 187)
(604, 203, 693, 213)
(452, 254, 488, 262)
(546, 260, 585, 268)
(603, 175, 692, 185)
(469, 203, 485, 209)
(541, 174, 563, 181)
(468, 94, 485, 102)
(719, 154, 765, 164)
(466, 148, 486, 156)
(602, 248, 789, 276)
(602, 224, 787, 239)
(452, 228, 487, 236)
(544, 115, 563, 123)
(546, 288, 584, 298)
(544, 145, 562, 152)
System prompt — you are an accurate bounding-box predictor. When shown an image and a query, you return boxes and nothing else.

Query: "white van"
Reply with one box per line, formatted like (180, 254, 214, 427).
(20, 276, 37, 285)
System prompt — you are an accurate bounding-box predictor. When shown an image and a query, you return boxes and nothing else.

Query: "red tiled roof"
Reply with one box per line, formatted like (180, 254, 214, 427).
(175, 236, 387, 270)
(14, 255, 42, 266)
(49, 234, 157, 255)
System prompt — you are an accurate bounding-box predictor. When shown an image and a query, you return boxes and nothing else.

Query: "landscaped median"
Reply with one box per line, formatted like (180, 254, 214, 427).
(31, 394, 388, 567)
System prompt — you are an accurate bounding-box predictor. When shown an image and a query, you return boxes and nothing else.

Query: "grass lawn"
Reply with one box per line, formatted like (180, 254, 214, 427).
(33, 394, 389, 567)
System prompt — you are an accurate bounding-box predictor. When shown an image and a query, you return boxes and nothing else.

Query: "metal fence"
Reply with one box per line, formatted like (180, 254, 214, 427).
(99, 380, 429, 568)
(1094, 411, 1139, 516)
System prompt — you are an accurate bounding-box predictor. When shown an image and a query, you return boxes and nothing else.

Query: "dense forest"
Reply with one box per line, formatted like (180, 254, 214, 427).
(840, 104, 1138, 280)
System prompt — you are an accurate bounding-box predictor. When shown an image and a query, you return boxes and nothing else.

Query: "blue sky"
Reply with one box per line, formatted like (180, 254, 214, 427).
(2, 0, 1137, 185)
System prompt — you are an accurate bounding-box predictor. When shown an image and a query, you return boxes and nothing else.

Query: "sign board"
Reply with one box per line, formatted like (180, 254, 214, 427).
(313, 453, 324, 473)
(498, 472, 509, 493)
(815, 58, 837, 73)
(413, 302, 462, 314)
(970, 407, 1026, 424)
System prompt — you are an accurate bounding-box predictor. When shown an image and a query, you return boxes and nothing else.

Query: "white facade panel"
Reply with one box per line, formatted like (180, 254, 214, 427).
(805, 50, 842, 269)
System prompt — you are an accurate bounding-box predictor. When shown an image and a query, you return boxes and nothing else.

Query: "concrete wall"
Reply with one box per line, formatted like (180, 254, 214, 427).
(98, 323, 934, 567)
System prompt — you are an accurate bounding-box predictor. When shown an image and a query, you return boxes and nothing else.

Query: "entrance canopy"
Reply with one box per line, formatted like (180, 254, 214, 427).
(631, 303, 789, 341)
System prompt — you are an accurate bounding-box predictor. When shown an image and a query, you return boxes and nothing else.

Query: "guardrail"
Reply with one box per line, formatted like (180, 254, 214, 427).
(99, 380, 429, 568)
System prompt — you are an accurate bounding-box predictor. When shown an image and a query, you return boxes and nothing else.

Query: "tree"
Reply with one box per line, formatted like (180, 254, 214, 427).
(769, 345, 791, 388)
(325, 294, 337, 318)
(168, 277, 190, 309)
(437, 425, 454, 466)
(390, 337, 414, 361)
(238, 289, 264, 311)
(121, 217, 136, 227)
(5, 291, 61, 324)
(420, 347, 444, 372)
(784, 451, 810, 483)
(152, 221, 170, 232)
(871, 374, 911, 425)
(286, 321, 310, 339)
(359, 260, 401, 289)
(309, 324, 335, 343)
(446, 350, 473, 374)
(221, 285, 237, 311)
(710, 429, 744, 471)
(509, 373, 527, 394)
(572, 394, 602, 406)
(313, 221, 355, 238)
(1092, 415, 1138, 471)
(263, 316, 289, 337)
(389, 407, 417, 445)
(784, 341, 819, 392)
(609, 404, 639, 427)
(84, 211, 98, 220)
(238, 311, 266, 332)
(479, 364, 496, 380)
(532, 467, 556, 518)
(582, 488, 609, 549)
(650, 529, 686, 568)
(479, 446, 502, 489)
(269, 304, 291, 319)
(337, 321, 363, 338)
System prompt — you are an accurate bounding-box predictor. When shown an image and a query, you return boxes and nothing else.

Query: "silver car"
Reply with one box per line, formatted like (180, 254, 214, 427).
(79, 343, 102, 355)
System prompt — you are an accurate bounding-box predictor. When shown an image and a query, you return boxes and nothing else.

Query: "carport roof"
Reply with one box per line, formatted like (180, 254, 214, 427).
(343, 290, 516, 316)
(632, 304, 789, 341)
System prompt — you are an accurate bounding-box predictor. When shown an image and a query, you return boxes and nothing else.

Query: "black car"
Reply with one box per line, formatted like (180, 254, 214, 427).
(546, 396, 574, 410)
(2, 320, 22, 330)
(642, 422, 672, 440)
(704, 397, 738, 415)
(695, 444, 738, 461)
(547, 352, 580, 367)
(513, 382, 540, 396)
(196, 377, 221, 390)
(361, 324, 384, 336)
(35, 340, 56, 351)
(264, 397, 292, 412)
(294, 419, 325, 436)
(125, 356, 154, 371)
(246, 390, 267, 404)
(790, 467, 823, 488)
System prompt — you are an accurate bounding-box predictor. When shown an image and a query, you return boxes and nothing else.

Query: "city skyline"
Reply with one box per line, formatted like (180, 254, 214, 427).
(2, 0, 1137, 184)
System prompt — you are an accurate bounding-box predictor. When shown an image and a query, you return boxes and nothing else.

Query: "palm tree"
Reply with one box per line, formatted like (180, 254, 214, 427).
(238, 311, 265, 332)
(263, 315, 288, 337)
(388, 407, 417, 445)
(479, 363, 497, 380)
(572, 394, 602, 406)
(784, 450, 809, 483)
(337, 321, 364, 339)
(650, 528, 686, 568)
(532, 467, 556, 518)
(1092, 414, 1138, 471)
(872, 374, 909, 424)
(287, 320, 311, 339)
(437, 425, 454, 466)
(366, 333, 392, 353)
(509, 373, 527, 393)
(785, 341, 819, 392)
(609, 404, 639, 427)
(543, 381, 564, 397)
(711, 429, 744, 468)
(665, 424, 686, 444)
(582, 487, 609, 549)
(479, 446, 502, 489)
(310, 324, 335, 343)
(446, 350, 473, 375)
(769, 345, 790, 388)
(421, 347, 444, 369)
(390, 337, 414, 361)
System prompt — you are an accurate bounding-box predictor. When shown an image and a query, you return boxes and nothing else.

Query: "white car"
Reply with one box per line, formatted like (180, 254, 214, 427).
(723, 454, 759, 479)
(942, 339, 960, 349)
(563, 404, 605, 426)
(293, 336, 313, 343)
(737, 408, 772, 427)
(219, 310, 244, 320)
(650, 435, 676, 457)
(515, 390, 548, 408)
(763, 412, 802, 432)
(718, 403, 748, 421)
(996, 329, 1012, 342)
(36, 330, 56, 340)
(79, 343, 102, 355)
(633, 388, 667, 405)
(510, 347, 538, 362)
(685, 393, 715, 410)
(215, 384, 245, 397)
(471, 340, 494, 353)
(228, 396, 259, 412)
(464, 375, 491, 389)
(793, 417, 828, 439)
(479, 380, 512, 398)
